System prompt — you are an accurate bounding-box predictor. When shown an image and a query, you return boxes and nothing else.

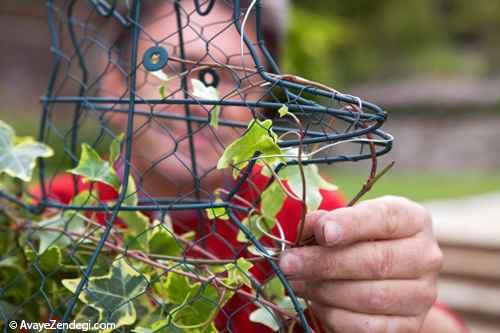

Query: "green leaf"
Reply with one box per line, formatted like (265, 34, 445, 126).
(151, 70, 169, 82)
(0, 256, 31, 301)
(247, 246, 277, 259)
(118, 176, 150, 250)
(68, 143, 120, 189)
(0, 300, 16, 322)
(205, 199, 229, 220)
(121, 175, 138, 206)
(171, 283, 222, 329)
(224, 257, 254, 288)
(109, 133, 124, 163)
(161, 272, 192, 305)
(155, 272, 226, 331)
(0, 120, 53, 182)
(278, 105, 291, 118)
(217, 119, 284, 177)
(132, 328, 155, 333)
(71, 189, 97, 206)
(121, 211, 149, 251)
(120, 177, 149, 233)
(276, 296, 307, 311)
(261, 181, 286, 220)
(209, 107, 221, 129)
(236, 214, 276, 243)
(0, 256, 20, 269)
(36, 211, 86, 254)
(62, 258, 148, 331)
(151, 71, 169, 100)
(73, 305, 100, 331)
(249, 307, 280, 332)
(191, 79, 221, 129)
(159, 85, 166, 99)
(38, 245, 62, 272)
(148, 227, 182, 256)
(263, 277, 285, 300)
(132, 319, 169, 333)
(279, 163, 338, 212)
(249, 297, 307, 332)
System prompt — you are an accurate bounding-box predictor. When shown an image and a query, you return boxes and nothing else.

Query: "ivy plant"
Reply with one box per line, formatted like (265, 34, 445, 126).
(0, 87, 343, 332)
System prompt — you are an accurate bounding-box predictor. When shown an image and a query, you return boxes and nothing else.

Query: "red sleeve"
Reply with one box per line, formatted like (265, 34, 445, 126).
(30, 173, 118, 204)
(199, 168, 347, 332)
(433, 301, 469, 333)
(274, 186, 346, 244)
(29, 173, 82, 204)
(29, 173, 124, 227)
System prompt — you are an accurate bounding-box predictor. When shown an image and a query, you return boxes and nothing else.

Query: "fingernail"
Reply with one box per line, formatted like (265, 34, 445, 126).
(279, 251, 303, 276)
(323, 222, 343, 245)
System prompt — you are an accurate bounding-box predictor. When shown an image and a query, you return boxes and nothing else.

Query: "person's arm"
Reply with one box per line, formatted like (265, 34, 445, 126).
(280, 196, 447, 333)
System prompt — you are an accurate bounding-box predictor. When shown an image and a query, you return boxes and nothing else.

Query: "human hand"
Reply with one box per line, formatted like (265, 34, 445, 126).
(279, 196, 443, 333)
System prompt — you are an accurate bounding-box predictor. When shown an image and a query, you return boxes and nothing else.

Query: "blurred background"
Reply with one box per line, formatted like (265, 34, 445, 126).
(0, 1, 499, 331)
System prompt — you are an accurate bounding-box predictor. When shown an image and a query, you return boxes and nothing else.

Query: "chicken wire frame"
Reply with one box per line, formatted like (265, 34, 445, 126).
(6, 0, 392, 332)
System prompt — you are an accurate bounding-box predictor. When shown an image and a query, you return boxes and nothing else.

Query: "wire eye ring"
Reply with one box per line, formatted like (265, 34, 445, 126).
(194, 0, 216, 16)
(143, 46, 168, 72)
(198, 68, 220, 88)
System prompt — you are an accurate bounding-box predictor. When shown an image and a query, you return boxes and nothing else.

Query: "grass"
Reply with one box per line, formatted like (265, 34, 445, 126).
(327, 169, 500, 202)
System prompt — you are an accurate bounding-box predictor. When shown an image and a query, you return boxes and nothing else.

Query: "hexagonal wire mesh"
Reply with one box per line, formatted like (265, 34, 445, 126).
(0, 0, 393, 332)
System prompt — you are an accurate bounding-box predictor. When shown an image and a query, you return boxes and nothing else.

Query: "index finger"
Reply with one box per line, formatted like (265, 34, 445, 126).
(304, 196, 431, 247)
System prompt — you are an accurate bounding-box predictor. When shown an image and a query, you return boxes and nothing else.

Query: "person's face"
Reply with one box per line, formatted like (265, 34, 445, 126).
(103, 2, 265, 197)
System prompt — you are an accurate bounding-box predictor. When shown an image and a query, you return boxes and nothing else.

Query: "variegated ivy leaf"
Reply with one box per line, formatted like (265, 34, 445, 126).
(205, 199, 229, 220)
(236, 174, 285, 243)
(148, 227, 182, 256)
(62, 258, 148, 331)
(277, 105, 291, 118)
(109, 133, 124, 164)
(236, 214, 276, 243)
(159, 85, 167, 99)
(0, 120, 53, 182)
(132, 320, 169, 333)
(68, 143, 120, 189)
(279, 163, 337, 212)
(37, 245, 62, 273)
(249, 307, 280, 332)
(36, 189, 92, 254)
(36, 210, 86, 254)
(261, 181, 286, 220)
(154, 272, 228, 331)
(223, 257, 254, 288)
(0, 300, 16, 322)
(217, 119, 284, 177)
(119, 175, 149, 251)
(151, 70, 169, 82)
(249, 297, 307, 332)
(247, 245, 276, 257)
(262, 276, 285, 300)
(150, 70, 169, 99)
(191, 79, 221, 128)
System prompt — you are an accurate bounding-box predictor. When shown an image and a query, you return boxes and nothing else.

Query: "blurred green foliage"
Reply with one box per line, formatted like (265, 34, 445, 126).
(285, 0, 500, 88)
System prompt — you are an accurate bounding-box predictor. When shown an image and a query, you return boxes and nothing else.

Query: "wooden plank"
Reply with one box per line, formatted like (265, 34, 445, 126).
(438, 277, 500, 317)
(440, 246, 500, 280)
(458, 312, 500, 333)
(466, 320, 500, 333)
(351, 77, 500, 108)
(424, 193, 500, 249)
(434, 221, 500, 250)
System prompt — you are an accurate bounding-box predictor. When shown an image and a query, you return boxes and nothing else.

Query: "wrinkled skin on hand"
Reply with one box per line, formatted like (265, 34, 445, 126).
(280, 196, 445, 333)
